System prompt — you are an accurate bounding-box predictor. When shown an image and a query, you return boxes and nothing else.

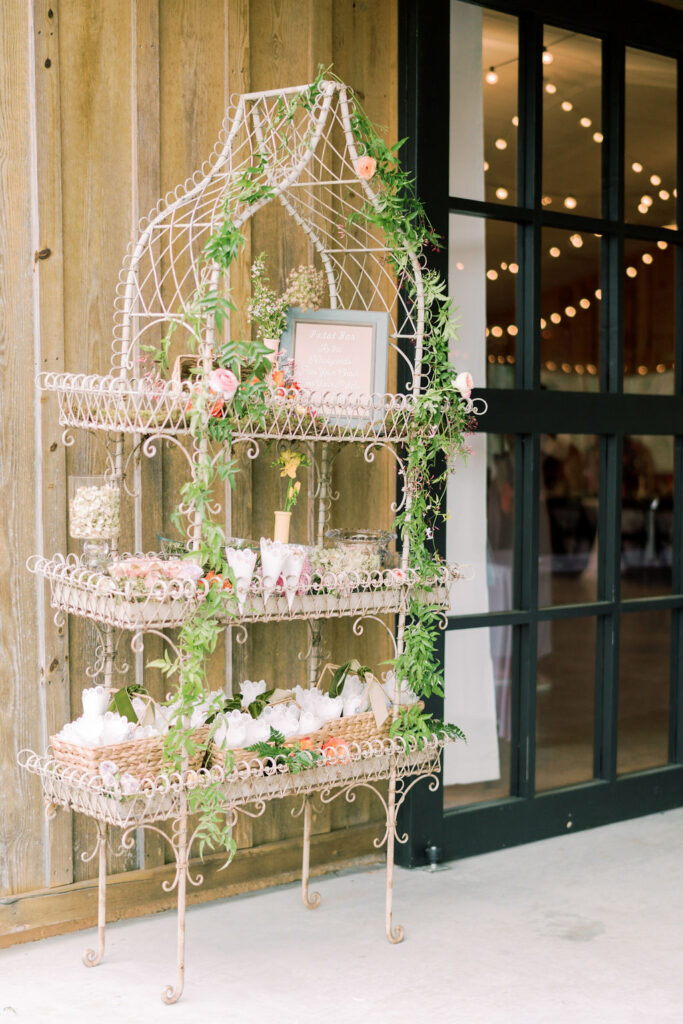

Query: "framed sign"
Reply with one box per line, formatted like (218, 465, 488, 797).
(279, 307, 390, 421)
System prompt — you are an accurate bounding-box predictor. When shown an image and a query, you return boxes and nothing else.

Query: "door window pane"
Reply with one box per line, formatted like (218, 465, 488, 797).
(542, 29, 602, 219)
(621, 435, 674, 598)
(625, 48, 677, 230)
(447, 432, 514, 615)
(540, 434, 600, 606)
(536, 617, 596, 792)
(443, 626, 510, 809)
(617, 609, 670, 774)
(450, 215, 517, 388)
(624, 237, 675, 393)
(450, 3, 518, 205)
(541, 228, 601, 389)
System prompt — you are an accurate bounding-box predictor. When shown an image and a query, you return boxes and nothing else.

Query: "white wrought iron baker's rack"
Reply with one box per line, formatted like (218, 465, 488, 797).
(20, 79, 476, 1004)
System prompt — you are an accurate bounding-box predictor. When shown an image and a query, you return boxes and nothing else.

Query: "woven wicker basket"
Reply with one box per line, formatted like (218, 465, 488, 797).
(208, 703, 423, 770)
(50, 725, 209, 781)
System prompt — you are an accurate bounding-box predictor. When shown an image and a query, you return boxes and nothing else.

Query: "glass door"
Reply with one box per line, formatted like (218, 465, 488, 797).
(397, 0, 683, 864)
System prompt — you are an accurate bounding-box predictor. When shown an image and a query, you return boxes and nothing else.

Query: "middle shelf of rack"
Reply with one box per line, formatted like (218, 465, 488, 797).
(28, 554, 462, 632)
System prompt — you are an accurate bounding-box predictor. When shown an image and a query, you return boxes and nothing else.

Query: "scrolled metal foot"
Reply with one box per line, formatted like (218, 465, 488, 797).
(82, 940, 105, 968)
(303, 884, 321, 910)
(161, 980, 184, 1005)
(386, 922, 405, 944)
(301, 798, 321, 910)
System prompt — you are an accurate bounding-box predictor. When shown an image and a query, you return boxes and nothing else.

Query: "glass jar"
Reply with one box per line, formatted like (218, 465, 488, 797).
(68, 475, 120, 569)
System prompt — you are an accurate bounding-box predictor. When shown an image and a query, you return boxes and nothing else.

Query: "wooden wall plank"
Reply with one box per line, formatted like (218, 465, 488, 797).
(58, 0, 138, 881)
(32, 0, 73, 888)
(0, 0, 48, 897)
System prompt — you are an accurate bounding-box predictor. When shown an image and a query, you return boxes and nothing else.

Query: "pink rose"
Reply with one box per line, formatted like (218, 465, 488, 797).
(453, 371, 474, 400)
(355, 156, 377, 180)
(207, 367, 238, 400)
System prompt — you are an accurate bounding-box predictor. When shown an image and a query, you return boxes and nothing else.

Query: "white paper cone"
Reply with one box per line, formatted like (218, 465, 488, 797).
(225, 546, 257, 611)
(282, 546, 306, 610)
(259, 538, 288, 604)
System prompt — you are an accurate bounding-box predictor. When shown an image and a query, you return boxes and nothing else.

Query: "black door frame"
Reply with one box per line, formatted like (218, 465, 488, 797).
(397, 0, 683, 866)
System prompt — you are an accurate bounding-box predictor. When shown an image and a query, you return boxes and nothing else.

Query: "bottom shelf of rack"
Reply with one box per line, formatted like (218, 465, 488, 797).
(18, 737, 444, 828)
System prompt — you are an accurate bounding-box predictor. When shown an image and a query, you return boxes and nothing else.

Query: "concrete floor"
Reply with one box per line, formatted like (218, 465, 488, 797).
(2, 808, 683, 1023)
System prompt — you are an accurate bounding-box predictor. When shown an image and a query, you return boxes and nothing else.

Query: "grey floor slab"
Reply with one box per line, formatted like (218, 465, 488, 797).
(2, 808, 683, 1024)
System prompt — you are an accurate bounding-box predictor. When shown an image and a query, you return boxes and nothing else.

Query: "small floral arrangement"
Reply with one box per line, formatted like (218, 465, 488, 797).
(108, 555, 204, 592)
(69, 483, 120, 540)
(248, 253, 288, 340)
(284, 264, 327, 311)
(272, 449, 312, 512)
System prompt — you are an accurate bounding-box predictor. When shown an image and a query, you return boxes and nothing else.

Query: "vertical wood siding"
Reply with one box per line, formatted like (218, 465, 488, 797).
(0, 0, 398, 921)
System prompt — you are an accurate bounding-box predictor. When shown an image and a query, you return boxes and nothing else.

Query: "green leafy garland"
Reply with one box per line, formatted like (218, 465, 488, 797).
(346, 94, 475, 702)
(147, 69, 473, 855)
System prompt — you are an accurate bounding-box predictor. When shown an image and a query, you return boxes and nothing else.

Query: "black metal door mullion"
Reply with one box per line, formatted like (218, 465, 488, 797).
(509, 13, 543, 800)
(592, 37, 625, 782)
(668, 58, 683, 763)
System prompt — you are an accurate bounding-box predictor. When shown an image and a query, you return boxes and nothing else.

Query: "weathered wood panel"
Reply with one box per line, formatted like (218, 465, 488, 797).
(0, 0, 399, 927)
(58, 0, 138, 880)
(0, 0, 48, 897)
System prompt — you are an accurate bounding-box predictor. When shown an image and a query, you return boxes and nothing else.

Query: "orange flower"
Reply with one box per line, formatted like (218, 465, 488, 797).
(355, 156, 377, 180)
(321, 737, 351, 765)
(204, 571, 232, 591)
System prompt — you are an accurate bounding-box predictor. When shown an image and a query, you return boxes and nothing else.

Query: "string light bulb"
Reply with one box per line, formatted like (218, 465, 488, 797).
(626, 266, 638, 278)
(561, 100, 573, 112)
(512, 115, 519, 127)
(650, 174, 661, 186)
(579, 298, 591, 309)
(545, 83, 557, 94)
(632, 162, 643, 173)
(496, 187, 509, 200)
(550, 312, 562, 324)
(485, 67, 499, 85)
(495, 138, 507, 150)
(593, 131, 603, 143)
(487, 269, 499, 280)
(657, 240, 669, 250)
(642, 252, 653, 265)
(579, 117, 592, 128)
(570, 233, 583, 248)
(565, 306, 577, 317)
(659, 189, 670, 200)
(549, 246, 561, 258)
(641, 195, 653, 207)
(564, 196, 578, 210)
(542, 48, 554, 65)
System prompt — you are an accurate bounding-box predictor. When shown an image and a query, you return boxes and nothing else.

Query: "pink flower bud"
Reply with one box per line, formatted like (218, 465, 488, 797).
(453, 371, 474, 400)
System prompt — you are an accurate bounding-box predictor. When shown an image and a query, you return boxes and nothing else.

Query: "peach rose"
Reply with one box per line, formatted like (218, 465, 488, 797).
(207, 367, 239, 400)
(355, 156, 377, 180)
(453, 371, 474, 400)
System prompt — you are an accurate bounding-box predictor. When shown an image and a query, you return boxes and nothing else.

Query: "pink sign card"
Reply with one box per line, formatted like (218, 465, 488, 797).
(281, 307, 390, 419)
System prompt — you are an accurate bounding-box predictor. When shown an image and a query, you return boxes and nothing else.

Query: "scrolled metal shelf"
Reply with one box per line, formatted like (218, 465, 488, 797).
(18, 734, 444, 827)
(38, 372, 418, 444)
(28, 553, 461, 631)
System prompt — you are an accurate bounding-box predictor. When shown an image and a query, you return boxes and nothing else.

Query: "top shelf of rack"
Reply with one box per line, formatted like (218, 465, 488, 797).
(40, 372, 418, 444)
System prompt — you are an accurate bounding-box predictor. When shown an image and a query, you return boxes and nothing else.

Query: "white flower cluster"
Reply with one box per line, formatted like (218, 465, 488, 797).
(69, 484, 120, 540)
(314, 547, 379, 575)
